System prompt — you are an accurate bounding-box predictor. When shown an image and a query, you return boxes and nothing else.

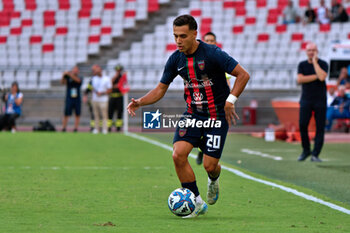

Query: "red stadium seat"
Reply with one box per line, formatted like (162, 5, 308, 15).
(278, 0, 289, 9)
(44, 11, 55, 27)
(319, 24, 330, 32)
(301, 41, 309, 50)
(256, 0, 267, 8)
(299, 0, 309, 7)
(10, 27, 22, 35)
(348, 33, 350, 39)
(148, 0, 159, 12)
(190, 9, 202, 17)
(104, 2, 116, 10)
(235, 8, 246, 16)
(223, 1, 245, 8)
(201, 17, 212, 25)
(25, 0, 36, 11)
(166, 43, 177, 51)
(59, 0, 70, 10)
(124, 10, 136, 18)
(56, 27, 68, 35)
(268, 8, 282, 15)
(267, 15, 278, 24)
(30, 35, 42, 44)
(0, 36, 7, 43)
(245, 17, 256, 25)
(90, 18, 101, 26)
(101, 27, 112, 34)
(232, 25, 244, 34)
(291, 33, 303, 41)
(21, 19, 33, 27)
(42, 44, 54, 52)
(78, 10, 90, 18)
(346, 7, 350, 15)
(0, 16, 10, 27)
(81, 0, 93, 10)
(10, 11, 21, 18)
(257, 33, 269, 42)
(275, 24, 287, 33)
(88, 35, 100, 43)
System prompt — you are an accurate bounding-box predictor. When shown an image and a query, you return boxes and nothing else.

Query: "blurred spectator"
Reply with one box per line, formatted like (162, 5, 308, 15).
(330, 0, 349, 22)
(297, 42, 328, 162)
(326, 86, 350, 131)
(327, 86, 337, 107)
(304, 2, 316, 23)
(83, 78, 95, 131)
(108, 65, 129, 132)
(337, 67, 350, 86)
(317, 0, 330, 24)
(61, 66, 82, 132)
(283, 0, 300, 24)
(91, 65, 112, 134)
(0, 82, 23, 133)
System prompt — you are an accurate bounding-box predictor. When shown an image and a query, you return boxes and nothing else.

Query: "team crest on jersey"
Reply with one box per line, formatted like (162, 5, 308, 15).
(179, 128, 187, 137)
(193, 92, 203, 102)
(198, 60, 205, 70)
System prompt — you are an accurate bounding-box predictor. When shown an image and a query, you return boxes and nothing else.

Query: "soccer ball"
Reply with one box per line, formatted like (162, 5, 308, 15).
(168, 188, 196, 216)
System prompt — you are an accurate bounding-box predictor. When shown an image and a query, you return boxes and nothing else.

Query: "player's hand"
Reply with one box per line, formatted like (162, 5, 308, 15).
(83, 95, 88, 103)
(127, 98, 141, 117)
(312, 51, 318, 64)
(224, 101, 239, 127)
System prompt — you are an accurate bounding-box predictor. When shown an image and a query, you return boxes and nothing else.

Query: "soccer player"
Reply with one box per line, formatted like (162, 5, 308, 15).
(127, 15, 249, 217)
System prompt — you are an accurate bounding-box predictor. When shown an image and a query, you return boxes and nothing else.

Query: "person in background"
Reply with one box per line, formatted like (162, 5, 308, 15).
(330, 0, 349, 22)
(0, 82, 23, 133)
(304, 2, 316, 23)
(337, 67, 350, 86)
(83, 78, 95, 131)
(326, 86, 350, 131)
(297, 42, 328, 162)
(327, 86, 337, 107)
(283, 0, 300, 24)
(317, 0, 330, 24)
(108, 65, 129, 132)
(91, 65, 112, 134)
(61, 66, 82, 132)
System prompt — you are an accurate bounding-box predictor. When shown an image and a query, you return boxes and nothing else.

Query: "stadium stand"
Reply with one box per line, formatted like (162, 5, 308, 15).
(107, 0, 350, 90)
(0, 0, 170, 89)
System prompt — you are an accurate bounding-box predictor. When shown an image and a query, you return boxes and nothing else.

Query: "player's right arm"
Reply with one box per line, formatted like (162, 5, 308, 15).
(127, 83, 169, 117)
(128, 53, 177, 117)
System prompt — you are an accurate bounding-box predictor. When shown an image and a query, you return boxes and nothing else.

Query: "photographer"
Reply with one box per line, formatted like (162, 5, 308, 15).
(0, 81, 23, 133)
(61, 66, 82, 132)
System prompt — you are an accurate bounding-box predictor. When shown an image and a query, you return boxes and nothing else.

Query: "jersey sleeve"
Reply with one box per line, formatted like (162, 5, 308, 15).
(160, 53, 178, 85)
(320, 60, 329, 73)
(212, 47, 238, 74)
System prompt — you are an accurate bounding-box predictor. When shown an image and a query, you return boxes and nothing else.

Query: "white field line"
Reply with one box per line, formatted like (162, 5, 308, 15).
(241, 148, 283, 161)
(125, 132, 350, 215)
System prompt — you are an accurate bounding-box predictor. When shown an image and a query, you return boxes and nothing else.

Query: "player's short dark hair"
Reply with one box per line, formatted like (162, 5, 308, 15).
(203, 32, 216, 40)
(173, 15, 197, 30)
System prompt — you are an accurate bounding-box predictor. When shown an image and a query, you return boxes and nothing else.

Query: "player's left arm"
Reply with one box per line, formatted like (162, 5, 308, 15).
(225, 64, 250, 126)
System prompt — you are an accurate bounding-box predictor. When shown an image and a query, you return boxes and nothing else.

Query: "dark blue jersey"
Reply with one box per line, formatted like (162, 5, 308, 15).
(297, 59, 328, 103)
(160, 40, 238, 119)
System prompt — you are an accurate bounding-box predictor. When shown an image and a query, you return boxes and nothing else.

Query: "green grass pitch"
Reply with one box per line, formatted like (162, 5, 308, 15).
(0, 132, 349, 233)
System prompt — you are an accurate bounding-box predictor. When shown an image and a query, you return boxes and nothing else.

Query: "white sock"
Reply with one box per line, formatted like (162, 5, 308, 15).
(196, 195, 204, 204)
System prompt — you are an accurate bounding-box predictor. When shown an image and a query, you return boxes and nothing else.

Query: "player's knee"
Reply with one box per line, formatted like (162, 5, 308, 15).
(203, 163, 216, 173)
(172, 151, 187, 167)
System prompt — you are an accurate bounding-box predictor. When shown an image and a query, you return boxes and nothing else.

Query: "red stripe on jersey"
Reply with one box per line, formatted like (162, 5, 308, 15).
(187, 57, 202, 112)
(184, 83, 192, 114)
(204, 84, 217, 119)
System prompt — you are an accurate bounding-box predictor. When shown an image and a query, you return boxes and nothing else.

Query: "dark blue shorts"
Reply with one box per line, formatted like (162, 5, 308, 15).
(64, 98, 81, 116)
(173, 113, 229, 159)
